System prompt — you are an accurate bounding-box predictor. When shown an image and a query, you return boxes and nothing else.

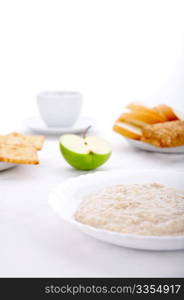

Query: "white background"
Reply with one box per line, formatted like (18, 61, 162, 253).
(1, 0, 184, 278)
(0, 0, 184, 132)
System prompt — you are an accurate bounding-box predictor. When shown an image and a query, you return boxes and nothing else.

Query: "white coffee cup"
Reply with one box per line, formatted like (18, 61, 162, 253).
(37, 91, 82, 127)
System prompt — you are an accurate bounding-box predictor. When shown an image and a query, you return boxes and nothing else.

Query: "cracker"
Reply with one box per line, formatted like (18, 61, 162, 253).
(141, 120, 184, 147)
(0, 132, 45, 150)
(0, 143, 39, 164)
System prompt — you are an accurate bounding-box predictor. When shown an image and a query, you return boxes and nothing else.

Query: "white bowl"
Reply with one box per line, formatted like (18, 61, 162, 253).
(49, 170, 184, 251)
(37, 91, 82, 128)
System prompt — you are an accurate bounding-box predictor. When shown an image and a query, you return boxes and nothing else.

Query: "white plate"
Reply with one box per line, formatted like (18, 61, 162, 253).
(49, 170, 184, 251)
(0, 162, 17, 171)
(126, 138, 184, 153)
(24, 116, 95, 135)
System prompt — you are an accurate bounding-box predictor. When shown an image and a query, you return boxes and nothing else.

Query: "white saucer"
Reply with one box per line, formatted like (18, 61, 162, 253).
(0, 162, 17, 171)
(49, 170, 184, 251)
(126, 138, 184, 154)
(24, 116, 95, 135)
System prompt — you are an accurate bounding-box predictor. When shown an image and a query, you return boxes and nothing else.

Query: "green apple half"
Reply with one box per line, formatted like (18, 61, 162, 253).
(59, 134, 112, 170)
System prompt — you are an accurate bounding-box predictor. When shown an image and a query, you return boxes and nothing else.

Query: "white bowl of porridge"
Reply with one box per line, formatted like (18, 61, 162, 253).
(49, 170, 184, 251)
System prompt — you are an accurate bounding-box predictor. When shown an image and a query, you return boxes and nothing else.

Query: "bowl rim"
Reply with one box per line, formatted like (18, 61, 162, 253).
(49, 169, 184, 241)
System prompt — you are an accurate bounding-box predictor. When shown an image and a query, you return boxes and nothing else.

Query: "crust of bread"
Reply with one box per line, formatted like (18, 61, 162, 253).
(127, 102, 167, 121)
(154, 105, 179, 121)
(113, 123, 142, 140)
(117, 111, 165, 127)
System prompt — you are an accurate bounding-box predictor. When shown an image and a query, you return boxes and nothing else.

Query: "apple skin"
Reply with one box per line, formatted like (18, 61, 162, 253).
(59, 143, 111, 170)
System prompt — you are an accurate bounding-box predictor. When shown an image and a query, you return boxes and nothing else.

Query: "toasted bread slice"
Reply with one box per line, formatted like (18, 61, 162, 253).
(0, 144, 39, 164)
(113, 122, 142, 140)
(154, 104, 179, 121)
(127, 102, 167, 122)
(117, 111, 165, 128)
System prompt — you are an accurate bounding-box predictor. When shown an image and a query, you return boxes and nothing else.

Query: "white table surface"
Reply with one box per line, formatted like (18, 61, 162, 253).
(1, 128, 184, 278)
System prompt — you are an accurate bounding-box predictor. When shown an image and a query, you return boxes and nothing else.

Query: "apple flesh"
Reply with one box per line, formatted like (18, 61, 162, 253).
(59, 134, 112, 170)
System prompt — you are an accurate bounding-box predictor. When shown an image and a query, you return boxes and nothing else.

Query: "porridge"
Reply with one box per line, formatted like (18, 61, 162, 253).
(74, 183, 184, 236)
